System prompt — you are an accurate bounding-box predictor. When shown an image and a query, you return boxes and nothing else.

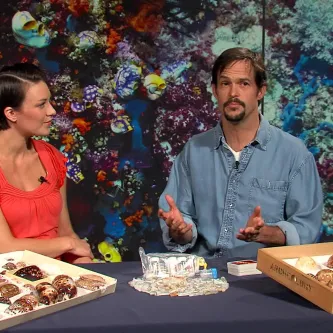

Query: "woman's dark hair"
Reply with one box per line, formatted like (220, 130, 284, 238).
(0, 63, 47, 130)
(211, 47, 267, 89)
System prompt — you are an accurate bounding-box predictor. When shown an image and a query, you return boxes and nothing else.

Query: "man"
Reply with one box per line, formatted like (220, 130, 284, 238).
(158, 47, 323, 258)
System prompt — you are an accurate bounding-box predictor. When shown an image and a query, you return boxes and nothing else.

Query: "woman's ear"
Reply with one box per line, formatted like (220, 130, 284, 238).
(3, 107, 17, 123)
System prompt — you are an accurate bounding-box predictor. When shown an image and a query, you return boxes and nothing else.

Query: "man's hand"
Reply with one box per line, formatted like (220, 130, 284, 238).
(158, 195, 192, 244)
(236, 206, 286, 245)
(236, 206, 264, 242)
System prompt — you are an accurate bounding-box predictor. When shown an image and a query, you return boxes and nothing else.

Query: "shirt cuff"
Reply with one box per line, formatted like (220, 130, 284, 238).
(275, 221, 300, 246)
(162, 216, 197, 253)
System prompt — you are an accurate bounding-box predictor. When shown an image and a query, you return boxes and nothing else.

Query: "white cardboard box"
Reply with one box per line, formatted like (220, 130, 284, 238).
(0, 250, 117, 330)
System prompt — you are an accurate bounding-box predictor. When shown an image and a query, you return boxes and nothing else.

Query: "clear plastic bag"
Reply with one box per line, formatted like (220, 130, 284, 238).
(139, 247, 207, 279)
(129, 248, 230, 296)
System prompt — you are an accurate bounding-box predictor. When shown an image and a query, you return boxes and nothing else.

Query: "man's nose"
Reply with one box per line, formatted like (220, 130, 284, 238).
(229, 83, 239, 97)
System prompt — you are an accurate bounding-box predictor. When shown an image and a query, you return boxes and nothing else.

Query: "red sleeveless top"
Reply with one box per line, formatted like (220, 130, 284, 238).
(0, 140, 67, 240)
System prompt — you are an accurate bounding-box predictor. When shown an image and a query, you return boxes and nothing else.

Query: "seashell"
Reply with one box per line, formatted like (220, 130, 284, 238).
(16, 261, 27, 269)
(36, 282, 58, 305)
(11, 11, 51, 48)
(114, 64, 142, 99)
(14, 265, 46, 281)
(75, 31, 99, 50)
(327, 255, 333, 268)
(80, 274, 106, 284)
(316, 269, 333, 285)
(0, 277, 8, 284)
(71, 102, 85, 113)
(143, 73, 166, 100)
(0, 284, 20, 298)
(295, 257, 319, 271)
(83, 85, 99, 103)
(19, 294, 39, 309)
(0, 296, 11, 305)
(5, 298, 33, 315)
(76, 274, 106, 291)
(23, 284, 38, 298)
(110, 116, 133, 134)
(2, 262, 17, 270)
(52, 275, 77, 300)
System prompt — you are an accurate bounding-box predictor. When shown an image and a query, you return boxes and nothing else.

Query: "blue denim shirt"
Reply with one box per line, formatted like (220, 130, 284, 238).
(159, 116, 323, 259)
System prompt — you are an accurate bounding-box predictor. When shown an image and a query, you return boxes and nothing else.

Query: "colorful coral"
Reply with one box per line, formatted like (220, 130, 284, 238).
(0, 0, 331, 259)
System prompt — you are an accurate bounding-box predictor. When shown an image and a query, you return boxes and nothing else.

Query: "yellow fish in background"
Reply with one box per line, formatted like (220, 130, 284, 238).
(98, 241, 122, 262)
(143, 73, 166, 100)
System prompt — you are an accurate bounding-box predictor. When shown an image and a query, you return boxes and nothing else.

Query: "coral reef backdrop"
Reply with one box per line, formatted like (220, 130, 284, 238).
(0, 0, 332, 261)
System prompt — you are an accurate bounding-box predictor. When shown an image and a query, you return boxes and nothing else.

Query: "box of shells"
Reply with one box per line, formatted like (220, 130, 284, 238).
(257, 242, 333, 314)
(0, 250, 117, 330)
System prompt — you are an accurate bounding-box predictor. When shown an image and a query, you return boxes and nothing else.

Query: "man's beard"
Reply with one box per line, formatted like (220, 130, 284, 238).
(223, 98, 246, 123)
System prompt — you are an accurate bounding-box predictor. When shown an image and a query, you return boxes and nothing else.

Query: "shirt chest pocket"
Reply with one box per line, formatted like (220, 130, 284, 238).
(248, 178, 289, 224)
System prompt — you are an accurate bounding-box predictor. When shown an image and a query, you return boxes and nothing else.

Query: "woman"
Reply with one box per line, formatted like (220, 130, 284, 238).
(0, 63, 93, 263)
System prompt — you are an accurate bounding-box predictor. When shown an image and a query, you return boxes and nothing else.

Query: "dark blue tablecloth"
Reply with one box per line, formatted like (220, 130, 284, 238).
(4, 259, 333, 333)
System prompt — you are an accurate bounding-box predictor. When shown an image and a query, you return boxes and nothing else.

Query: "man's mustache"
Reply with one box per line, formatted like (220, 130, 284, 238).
(223, 98, 245, 108)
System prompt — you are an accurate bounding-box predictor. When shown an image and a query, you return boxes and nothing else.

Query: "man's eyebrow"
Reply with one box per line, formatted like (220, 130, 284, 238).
(219, 75, 251, 81)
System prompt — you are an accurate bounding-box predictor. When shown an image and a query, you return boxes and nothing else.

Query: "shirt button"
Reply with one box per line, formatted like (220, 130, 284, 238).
(224, 228, 228, 232)
(229, 204, 233, 207)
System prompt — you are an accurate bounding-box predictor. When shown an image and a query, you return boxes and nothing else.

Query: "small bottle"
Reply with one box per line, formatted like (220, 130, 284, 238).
(196, 268, 218, 280)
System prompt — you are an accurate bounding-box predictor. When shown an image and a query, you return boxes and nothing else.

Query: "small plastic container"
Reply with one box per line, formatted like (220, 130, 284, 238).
(196, 268, 218, 280)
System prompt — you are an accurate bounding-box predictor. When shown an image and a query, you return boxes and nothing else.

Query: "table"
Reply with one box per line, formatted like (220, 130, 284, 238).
(5, 259, 333, 333)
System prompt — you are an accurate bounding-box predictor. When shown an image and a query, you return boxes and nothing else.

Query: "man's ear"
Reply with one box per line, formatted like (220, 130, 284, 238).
(211, 83, 218, 99)
(3, 107, 17, 123)
(257, 84, 267, 102)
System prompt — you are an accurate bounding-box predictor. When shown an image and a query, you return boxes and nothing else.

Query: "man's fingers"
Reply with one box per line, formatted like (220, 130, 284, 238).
(236, 233, 246, 241)
(254, 217, 264, 230)
(253, 206, 261, 218)
(237, 233, 257, 242)
(178, 223, 192, 235)
(158, 208, 166, 219)
(243, 227, 261, 235)
(165, 194, 177, 210)
(170, 220, 181, 232)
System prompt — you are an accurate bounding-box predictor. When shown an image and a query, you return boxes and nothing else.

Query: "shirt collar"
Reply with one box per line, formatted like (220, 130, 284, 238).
(214, 113, 271, 150)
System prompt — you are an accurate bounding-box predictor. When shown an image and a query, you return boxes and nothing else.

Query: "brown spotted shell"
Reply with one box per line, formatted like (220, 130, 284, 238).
(52, 275, 77, 300)
(316, 269, 333, 285)
(19, 294, 39, 309)
(14, 265, 46, 281)
(36, 282, 58, 305)
(0, 296, 11, 305)
(0, 283, 20, 298)
(2, 263, 17, 270)
(5, 298, 33, 315)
